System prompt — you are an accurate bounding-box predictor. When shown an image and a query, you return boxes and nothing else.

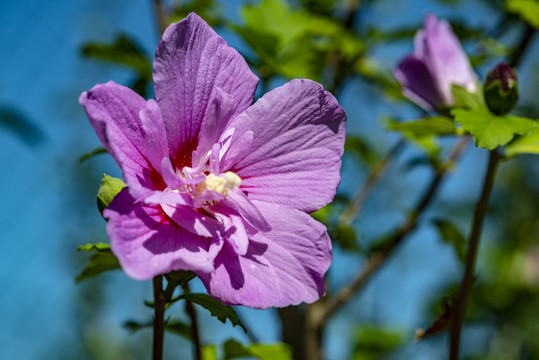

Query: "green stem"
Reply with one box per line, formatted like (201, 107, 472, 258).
(152, 276, 166, 360)
(449, 150, 502, 360)
(183, 283, 202, 360)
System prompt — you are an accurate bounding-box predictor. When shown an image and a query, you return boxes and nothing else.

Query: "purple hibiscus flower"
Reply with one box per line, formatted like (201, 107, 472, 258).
(394, 14, 478, 112)
(79, 13, 346, 309)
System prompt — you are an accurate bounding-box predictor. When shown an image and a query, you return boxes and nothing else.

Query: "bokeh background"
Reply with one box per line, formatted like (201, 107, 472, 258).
(1, 0, 538, 359)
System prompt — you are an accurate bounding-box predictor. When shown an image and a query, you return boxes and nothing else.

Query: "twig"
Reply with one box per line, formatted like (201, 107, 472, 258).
(182, 283, 202, 360)
(152, 276, 166, 360)
(339, 138, 406, 228)
(449, 150, 501, 360)
(508, 24, 536, 68)
(315, 136, 470, 327)
(153, 0, 168, 35)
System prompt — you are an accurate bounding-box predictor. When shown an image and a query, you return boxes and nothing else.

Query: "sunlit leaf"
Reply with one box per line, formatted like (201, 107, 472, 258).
(387, 117, 458, 137)
(451, 84, 486, 111)
(77, 147, 107, 165)
(202, 345, 218, 360)
(180, 293, 247, 333)
(78, 243, 111, 253)
(97, 174, 126, 215)
(452, 109, 536, 150)
(505, 0, 539, 28)
(505, 126, 539, 157)
(224, 339, 292, 360)
(432, 218, 467, 262)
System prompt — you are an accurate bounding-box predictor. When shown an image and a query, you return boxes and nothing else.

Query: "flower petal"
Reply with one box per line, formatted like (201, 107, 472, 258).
(79, 81, 166, 197)
(421, 14, 477, 103)
(225, 189, 270, 232)
(153, 13, 258, 168)
(221, 79, 346, 213)
(140, 99, 168, 172)
(198, 201, 332, 309)
(104, 188, 222, 280)
(393, 55, 444, 111)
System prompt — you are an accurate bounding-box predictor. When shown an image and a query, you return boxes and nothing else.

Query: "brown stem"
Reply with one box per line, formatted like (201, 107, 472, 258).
(152, 276, 166, 360)
(339, 138, 406, 227)
(315, 136, 470, 327)
(153, 0, 168, 35)
(182, 284, 202, 360)
(449, 150, 501, 360)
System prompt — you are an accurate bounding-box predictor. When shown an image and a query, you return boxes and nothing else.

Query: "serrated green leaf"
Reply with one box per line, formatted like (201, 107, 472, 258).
(77, 147, 107, 165)
(224, 339, 293, 360)
(124, 318, 193, 341)
(76, 252, 121, 283)
(432, 219, 467, 263)
(78, 243, 111, 252)
(180, 293, 247, 333)
(81, 35, 152, 78)
(506, 0, 539, 28)
(387, 117, 457, 137)
(97, 174, 126, 215)
(505, 126, 539, 157)
(452, 109, 536, 150)
(451, 84, 485, 111)
(202, 345, 218, 360)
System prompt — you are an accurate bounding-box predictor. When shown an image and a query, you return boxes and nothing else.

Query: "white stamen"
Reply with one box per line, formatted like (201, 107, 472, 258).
(197, 171, 242, 196)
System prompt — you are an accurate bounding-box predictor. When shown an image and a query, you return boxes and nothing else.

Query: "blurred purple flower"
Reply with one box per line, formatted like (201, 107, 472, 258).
(394, 14, 478, 111)
(79, 13, 346, 308)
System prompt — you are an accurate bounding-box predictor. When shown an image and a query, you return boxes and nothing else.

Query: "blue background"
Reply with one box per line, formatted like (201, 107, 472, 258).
(1, 0, 537, 359)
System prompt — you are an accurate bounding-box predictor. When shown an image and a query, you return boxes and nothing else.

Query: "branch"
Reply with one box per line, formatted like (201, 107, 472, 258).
(152, 276, 166, 360)
(182, 283, 202, 360)
(315, 136, 470, 327)
(449, 150, 501, 359)
(153, 0, 168, 35)
(339, 138, 406, 228)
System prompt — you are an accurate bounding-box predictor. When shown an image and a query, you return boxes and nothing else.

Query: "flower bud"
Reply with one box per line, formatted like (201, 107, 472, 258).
(484, 62, 519, 115)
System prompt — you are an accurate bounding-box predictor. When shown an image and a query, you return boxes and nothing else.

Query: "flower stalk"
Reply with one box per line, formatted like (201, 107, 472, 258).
(183, 283, 202, 360)
(152, 275, 166, 360)
(449, 150, 502, 360)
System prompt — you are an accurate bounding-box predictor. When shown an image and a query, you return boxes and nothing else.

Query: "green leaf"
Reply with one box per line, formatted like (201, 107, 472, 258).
(97, 175, 126, 215)
(180, 293, 247, 333)
(78, 243, 111, 252)
(76, 251, 121, 283)
(505, 126, 539, 157)
(124, 318, 193, 341)
(351, 325, 404, 360)
(432, 219, 467, 263)
(344, 136, 378, 165)
(452, 109, 536, 150)
(202, 345, 218, 360)
(81, 35, 152, 78)
(451, 84, 485, 111)
(0, 106, 44, 146)
(77, 147, 107, 165)
(505, 0, 539, 28)
(166, 270, 197, 285)
(224, 339, 292, 360)
(387, 117, 458, 137)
